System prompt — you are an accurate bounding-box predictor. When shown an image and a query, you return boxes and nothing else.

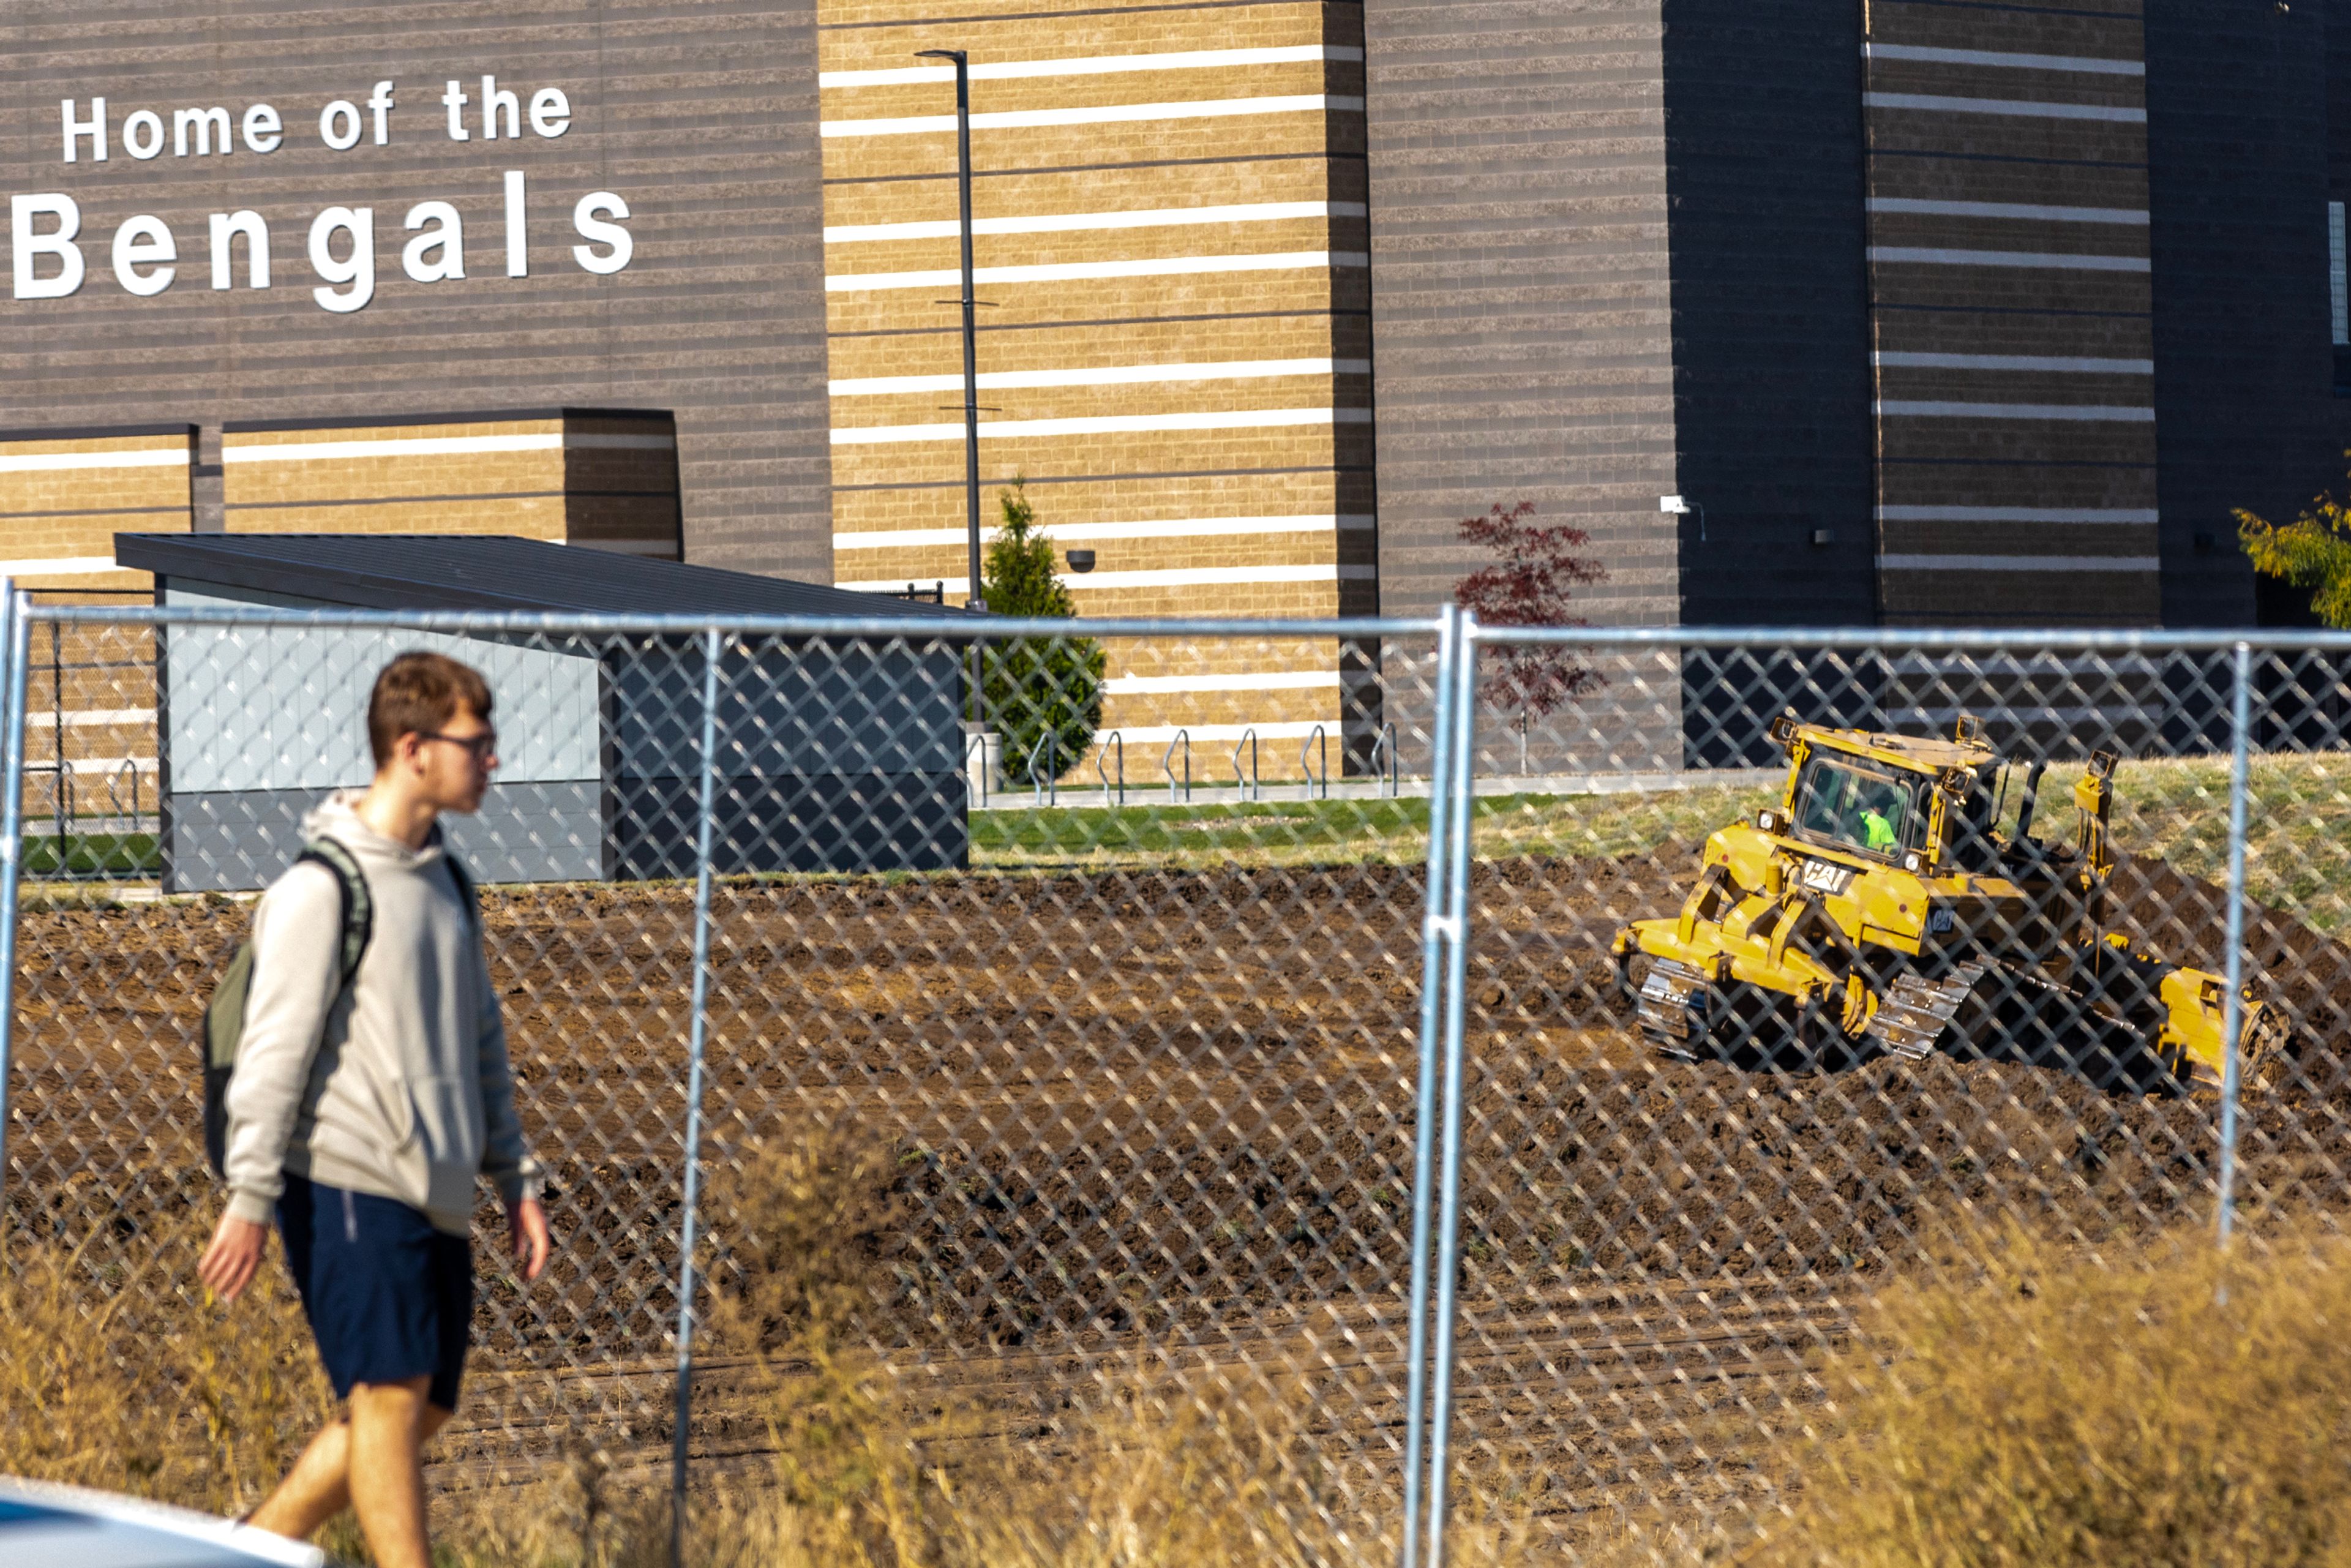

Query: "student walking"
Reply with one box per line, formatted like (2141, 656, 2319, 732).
(197, 651, 550, 1567)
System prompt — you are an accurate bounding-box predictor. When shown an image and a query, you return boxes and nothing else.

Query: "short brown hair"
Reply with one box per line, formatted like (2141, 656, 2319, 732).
(367, 651, 493, 767)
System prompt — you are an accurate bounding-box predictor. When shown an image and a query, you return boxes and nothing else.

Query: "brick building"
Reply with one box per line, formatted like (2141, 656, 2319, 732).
(0, 1, 2344, 752)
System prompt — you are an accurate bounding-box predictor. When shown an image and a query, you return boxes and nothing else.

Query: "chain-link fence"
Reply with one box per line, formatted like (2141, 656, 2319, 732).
(0, 595, 2345, 1565)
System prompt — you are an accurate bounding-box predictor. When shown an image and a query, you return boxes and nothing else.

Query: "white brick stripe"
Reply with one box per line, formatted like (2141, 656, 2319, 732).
(1864, 91, 2145, 123)
(822, 94, 1362, 138)
(1106, 671, 1342, 695)
(1867, 197, 2147, 224)
(0, 555, 129, 576)
(1863, 43, 2145, 76)
(1877, 506, 2159, 524)
(842, 565, 1374, 593)
(825, 250, 1364, 292)
(822, 45, 1363, 89)
(832, 408, 1373, 445)
(834, 514, 1376, 549)
(1875, 401, 2155, 422)
(223, 433, 672, 462)
(825, 201, 1365, 244)
(1879, 554, 2161, 572)
(1869, 246, 2149, 272)
(830, 358, 1367, 396)
(1875, 351, 2154, 373)
(0, 449, 187, 473)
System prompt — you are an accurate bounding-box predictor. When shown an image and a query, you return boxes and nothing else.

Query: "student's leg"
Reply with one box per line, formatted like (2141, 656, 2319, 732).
(245, 1401, 451, 1541)
(347, 1375, 437, 1568)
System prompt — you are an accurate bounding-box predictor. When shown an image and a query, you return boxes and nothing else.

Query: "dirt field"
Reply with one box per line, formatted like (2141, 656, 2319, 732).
(8, 847, 2349, 1529)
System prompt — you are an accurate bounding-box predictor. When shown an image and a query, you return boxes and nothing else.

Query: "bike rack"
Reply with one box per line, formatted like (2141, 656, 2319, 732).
(1026, 730, 1059, 808)
(1161, 729, 1191, 804)
(1301, 725, 1328, 801)
(1372, 722, 1400, 798)
(1093, 730, 1125, 807)
(965, 732, 989, 809)
(1231, 729, 1259, 803)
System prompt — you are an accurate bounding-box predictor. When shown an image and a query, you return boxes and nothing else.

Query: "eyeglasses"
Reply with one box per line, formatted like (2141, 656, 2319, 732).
(419, 729, 499, 762)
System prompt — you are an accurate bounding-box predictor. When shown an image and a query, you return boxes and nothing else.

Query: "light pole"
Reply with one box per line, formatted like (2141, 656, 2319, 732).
(915, 48, 982, 609)
(915, 47, 986, 733)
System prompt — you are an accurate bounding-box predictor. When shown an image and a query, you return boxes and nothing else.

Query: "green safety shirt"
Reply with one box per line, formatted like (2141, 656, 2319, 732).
(1861, 809, 1897, 852)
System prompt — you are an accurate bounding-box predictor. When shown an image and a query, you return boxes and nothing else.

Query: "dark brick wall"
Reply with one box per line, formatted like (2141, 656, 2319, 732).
(2146, 0, 2337, 626)
(0, 2, 832, 580)
(1361, 0, 1680, 625)
(1660, 0, 1875, 626)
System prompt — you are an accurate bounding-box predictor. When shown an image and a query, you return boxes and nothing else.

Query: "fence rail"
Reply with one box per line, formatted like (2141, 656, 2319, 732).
(0, 584, 2346, 1566)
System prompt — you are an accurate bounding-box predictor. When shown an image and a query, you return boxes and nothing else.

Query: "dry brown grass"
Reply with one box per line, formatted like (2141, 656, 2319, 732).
(1717, 1220, 2351, 1568)
(0, 1202, 333, 1515)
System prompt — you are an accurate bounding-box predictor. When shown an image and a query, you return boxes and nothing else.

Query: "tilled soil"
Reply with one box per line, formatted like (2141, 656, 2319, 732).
(9, 852, 2349, 1523)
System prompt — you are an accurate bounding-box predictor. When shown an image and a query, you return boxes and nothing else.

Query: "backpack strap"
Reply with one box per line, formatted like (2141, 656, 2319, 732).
(297, 836, 373, 989)
(440, 849, 480, 931)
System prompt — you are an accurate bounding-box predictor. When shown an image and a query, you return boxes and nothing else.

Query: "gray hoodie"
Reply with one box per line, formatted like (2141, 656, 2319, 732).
(221, 791, 542, 1236)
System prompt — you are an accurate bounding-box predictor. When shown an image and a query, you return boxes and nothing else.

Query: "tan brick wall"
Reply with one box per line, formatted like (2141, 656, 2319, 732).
(0, 427, 195, 592)
(223, 412, 682, 558)
(820, 0, 1375, 752)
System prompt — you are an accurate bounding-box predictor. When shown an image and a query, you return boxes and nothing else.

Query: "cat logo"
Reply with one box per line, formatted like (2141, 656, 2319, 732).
(1799, 858, 1853, 895)
(1928, 908, 1956, 934)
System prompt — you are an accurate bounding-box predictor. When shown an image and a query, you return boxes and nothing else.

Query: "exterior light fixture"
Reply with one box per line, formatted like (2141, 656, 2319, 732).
(1065, 549, 1096, 574)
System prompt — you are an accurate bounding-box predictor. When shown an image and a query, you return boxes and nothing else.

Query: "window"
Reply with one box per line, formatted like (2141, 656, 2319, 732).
(1793, 753, 1920, 860)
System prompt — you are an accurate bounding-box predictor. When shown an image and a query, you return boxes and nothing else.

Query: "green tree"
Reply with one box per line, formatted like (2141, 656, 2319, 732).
(2237, 473, 2351, 626)
(978, 480, 1103, 781)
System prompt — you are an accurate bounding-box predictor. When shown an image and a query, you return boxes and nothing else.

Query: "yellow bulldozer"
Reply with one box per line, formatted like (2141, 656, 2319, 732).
(1611, 715, 2286, 1088)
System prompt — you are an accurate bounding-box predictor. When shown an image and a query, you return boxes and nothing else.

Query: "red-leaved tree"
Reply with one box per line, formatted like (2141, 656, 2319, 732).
(1453, 501, 1608, 768)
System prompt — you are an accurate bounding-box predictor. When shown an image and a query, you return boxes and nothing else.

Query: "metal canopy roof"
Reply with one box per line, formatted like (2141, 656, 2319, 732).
(112, 533, 970, 620)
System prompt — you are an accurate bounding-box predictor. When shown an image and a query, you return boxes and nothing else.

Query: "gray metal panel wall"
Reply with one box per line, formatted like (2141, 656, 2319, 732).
(1362, 0, 1681, 625)
(2145, 0, 2339, 626)
(0, 2, 831, 579)
(167, 781, 603, 892)
(1660, 0, 1875, 628)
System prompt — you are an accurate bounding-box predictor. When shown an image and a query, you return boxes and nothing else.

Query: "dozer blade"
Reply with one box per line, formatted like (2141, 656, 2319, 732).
(1865, 959, 1991, 1061)
(1635, 958, 1711, 1052)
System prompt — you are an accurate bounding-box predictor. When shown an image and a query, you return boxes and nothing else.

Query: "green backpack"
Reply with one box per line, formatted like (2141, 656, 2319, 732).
(201, 838, 475, 1179)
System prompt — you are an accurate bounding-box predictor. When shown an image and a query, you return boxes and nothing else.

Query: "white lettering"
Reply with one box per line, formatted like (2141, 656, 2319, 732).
(571, 192, 632, 275)
(401, 200, 465, 282)
(367, 81, 395, 146)
(111, 215, 176, 296)
(124, 110, 165, 160)
(441, 80, 470, 141)
(241, 103, 283, 153)
(503, 170, 527, 277)
(529, 88, 571, 138)
(12, 195, 84, 299)
(307, 206, 374, 312)
(61, 99, 107, 163)
(173, 106, 231, 157)
(209, 210, 270, 290)
(319, 100, 362, 151)
(481, 75, 520, 140)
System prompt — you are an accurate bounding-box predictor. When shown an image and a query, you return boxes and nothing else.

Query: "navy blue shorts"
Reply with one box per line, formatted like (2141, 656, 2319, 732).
(276, 1174, 473, 1412)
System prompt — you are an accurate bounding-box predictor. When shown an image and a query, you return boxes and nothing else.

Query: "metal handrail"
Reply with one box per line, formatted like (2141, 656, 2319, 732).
(1093, 730, 1124, 806)
(1026, 729, 1058, 807)
(1301, 725, 1328, 801)
(965, 732, 988, 808)
(1231, 729, 1259, 803)
(1161, 729, 1191, 803)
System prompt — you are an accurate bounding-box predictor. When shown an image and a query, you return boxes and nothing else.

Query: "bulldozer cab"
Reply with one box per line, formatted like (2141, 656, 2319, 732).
(1790, 750, 1926, 860)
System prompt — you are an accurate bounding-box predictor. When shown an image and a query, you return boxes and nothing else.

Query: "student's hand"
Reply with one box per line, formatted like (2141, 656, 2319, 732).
(509, 1196, 551, 1282)
(198, 1214, 269, 1303)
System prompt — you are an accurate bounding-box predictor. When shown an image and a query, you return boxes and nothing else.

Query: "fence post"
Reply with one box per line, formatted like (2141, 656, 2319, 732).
(2215, 638, 2252, 1253)
(0, 586, 24, 1207)
(1398, 607, 1463, 1568)
(1422, 609, 1479, 1568)
(669, 626, 726, 1567)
